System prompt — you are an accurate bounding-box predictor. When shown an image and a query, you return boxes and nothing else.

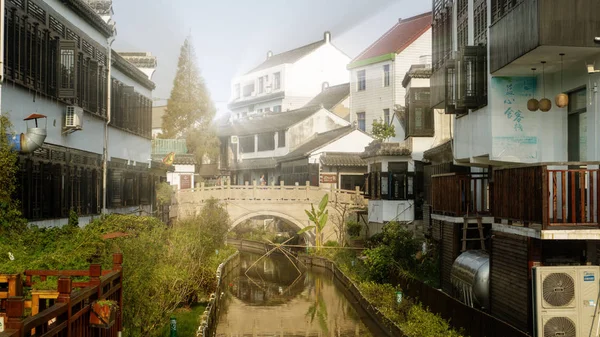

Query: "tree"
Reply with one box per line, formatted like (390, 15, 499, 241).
(0, 115, 27, 235)
(372, 118, 396, 141)
(298, 194, 329, 251)
(330, 192, 363, 246)
(161, 37, 220, 163)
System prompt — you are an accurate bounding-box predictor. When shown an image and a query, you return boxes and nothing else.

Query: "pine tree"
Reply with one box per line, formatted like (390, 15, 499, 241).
(161, 37, 219, 162)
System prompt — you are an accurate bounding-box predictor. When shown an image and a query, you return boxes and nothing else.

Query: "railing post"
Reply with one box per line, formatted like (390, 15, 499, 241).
(89, 263, 102, 299)
(306, 181, 310, 200)
(57, 277, 72, 337)
(5, 297, 24, 331)
(542, 167, 549, 230)
(112, 253, 123, 271)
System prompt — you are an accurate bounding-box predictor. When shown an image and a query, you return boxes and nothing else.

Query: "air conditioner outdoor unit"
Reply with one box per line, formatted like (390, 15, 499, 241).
(533, 265, 600, 337)
(230, 135, 238, 144)
(64, 106, 83, 131)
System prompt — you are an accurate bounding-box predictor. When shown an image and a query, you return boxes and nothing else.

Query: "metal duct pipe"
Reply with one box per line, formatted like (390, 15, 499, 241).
(18, 127, 47, 153)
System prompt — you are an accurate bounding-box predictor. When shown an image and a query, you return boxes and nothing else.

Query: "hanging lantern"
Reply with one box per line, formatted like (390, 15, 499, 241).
(527, 98, 540, 111)
(528, 68, 539, 111)
(539, 98, 552, 112)
(539, 61, 551, 112)
(555, 53, 569, 108)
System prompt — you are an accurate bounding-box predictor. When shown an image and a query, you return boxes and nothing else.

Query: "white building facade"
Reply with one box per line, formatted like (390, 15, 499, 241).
(3, 0, 162, 227)
(228, 32, 350, 118)
(348, 13, 432, 135)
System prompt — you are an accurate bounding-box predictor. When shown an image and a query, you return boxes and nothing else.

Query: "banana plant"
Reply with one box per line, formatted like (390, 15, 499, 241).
(298, 194, 329, 251)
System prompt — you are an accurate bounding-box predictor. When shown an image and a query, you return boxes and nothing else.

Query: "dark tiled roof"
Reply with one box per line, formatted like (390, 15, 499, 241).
(402, 64, 433, 88)
(352, 12, 432, 63)
(361, 140, 411, 159)
(113, 51, 156, 90)
(245, 40, 326, 75)
(423, 139, 453, 162)
(173, 154, 196, 165)
(320, 152, 367, 167)
(303, 83, 350, 110)
(279, 126, 355, 162)
(228, 91, 285, 110)
(231, 158, 278, 171)
(62, 0, 114, 37)
(217, 105, 322, 137)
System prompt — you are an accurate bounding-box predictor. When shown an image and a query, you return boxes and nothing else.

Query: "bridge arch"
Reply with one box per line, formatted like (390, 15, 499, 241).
(229, 210, 314, 242)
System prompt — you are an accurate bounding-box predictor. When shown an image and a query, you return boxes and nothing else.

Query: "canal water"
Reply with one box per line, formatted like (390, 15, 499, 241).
(215, 252, 385, 337)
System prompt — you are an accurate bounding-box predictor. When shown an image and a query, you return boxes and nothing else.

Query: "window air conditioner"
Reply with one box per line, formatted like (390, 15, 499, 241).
(64, 106, 83, 132)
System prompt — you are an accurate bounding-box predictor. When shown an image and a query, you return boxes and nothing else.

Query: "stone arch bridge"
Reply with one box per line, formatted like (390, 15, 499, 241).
(172, 183, 366, 242)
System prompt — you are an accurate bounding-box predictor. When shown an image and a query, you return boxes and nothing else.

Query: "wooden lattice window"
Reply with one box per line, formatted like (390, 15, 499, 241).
(457, 0, 468, 50)
(474, 0, 488, 45)
(58, 39, 77, 98)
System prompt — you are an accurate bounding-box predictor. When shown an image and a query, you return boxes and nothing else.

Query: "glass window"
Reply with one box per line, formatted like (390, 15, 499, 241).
(383, 64, 390, 87)
(273, 72, 281, 90)
(383, 108, 390, 125)
(357, 70, 366, 91)
(273, 105, 282, 113)
(258, 77, 264, 93)
(278, 131, 286, 147)
(357, 112, 366, 131)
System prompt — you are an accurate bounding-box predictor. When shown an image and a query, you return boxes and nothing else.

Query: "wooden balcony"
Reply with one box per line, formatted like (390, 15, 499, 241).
(431, 172, 490, 217)
(490, 0, 600, 73)
(493, 165, 599, 229)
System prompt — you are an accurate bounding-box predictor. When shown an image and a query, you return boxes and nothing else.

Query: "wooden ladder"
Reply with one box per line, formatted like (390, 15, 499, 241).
(462, 216, 485, 252)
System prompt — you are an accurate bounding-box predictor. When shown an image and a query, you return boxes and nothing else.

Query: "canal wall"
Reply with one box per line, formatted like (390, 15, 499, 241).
(196, 251, 240, 337)
(226, 239, 405, 337)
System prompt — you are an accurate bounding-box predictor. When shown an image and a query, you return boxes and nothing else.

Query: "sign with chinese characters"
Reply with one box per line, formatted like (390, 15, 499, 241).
(491, 77, 539, 162)
(320, 173, 337, 184)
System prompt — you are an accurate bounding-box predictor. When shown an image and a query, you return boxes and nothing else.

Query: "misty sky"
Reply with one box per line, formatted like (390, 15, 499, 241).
(112, 0, 429, 109)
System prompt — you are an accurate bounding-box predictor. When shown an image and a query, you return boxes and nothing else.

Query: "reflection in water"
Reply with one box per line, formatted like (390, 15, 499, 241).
(216, 252, 376, 337)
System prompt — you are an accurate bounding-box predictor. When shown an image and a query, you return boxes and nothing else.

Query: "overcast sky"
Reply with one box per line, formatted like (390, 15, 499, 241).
(112, 0, 430, 109)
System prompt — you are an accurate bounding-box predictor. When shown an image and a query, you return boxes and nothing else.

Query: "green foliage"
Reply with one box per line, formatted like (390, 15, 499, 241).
(67, 209, 79, 228)
(0, 115, 27, 235)
(0, 201, 231, 337)
(371, 118, 396, 141)
(401, 304, 465, 337)
(346, 220, 362, 238)
(323, 240, 339, 247)
(160, 37, 220, 163)
(298, 194, 329, 250)
(157, 303, 206, 337)
(156, 182, 173, 206)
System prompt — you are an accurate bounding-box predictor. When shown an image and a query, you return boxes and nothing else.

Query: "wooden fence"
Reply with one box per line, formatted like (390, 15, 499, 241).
(390, 274, 529, 337)
(0, 253, 123, 337)
(431, 172, 490, 216)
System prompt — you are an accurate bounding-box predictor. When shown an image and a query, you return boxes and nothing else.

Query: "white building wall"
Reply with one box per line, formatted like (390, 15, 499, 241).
(394, 29, 432, 104)
(454, 59, 599, 164)
(167, 164, 195, 190)
(368, 200, 414, 223)
(288, 109, 349, 150)
(307, 130, 374, 164)
(287, 43, 350, 98)
(349, 60, 395, 134)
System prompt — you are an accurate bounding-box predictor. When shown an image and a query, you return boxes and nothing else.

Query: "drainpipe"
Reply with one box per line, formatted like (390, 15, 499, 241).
(102, 36, 116, 214)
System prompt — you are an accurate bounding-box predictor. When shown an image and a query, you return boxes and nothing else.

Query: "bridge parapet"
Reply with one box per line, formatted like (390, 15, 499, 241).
(176, 182, 365, 206)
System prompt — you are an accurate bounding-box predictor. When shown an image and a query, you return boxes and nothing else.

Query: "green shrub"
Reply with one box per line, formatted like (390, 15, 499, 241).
(346, 220, 362, 238)
(401, 304, 465, 337)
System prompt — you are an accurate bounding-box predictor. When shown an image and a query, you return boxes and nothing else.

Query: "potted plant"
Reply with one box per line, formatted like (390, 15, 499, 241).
(90, 299, 118, 328)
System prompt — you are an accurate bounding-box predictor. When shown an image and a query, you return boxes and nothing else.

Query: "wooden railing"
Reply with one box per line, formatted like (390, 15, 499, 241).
(493, 165, 599, 229)
(2, 254, 123, 337)
(431, 173, 490, 216)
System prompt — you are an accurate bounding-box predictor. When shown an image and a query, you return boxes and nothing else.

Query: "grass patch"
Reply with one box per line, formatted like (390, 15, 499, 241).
(158, 303, 206, 337)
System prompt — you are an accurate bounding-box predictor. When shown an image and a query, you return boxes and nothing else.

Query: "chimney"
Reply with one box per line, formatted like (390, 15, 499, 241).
(324, 31, 331, 43)
(398, 18, 403, 23)
(267, 51, 273, 59)
(322, 82, 329, 91)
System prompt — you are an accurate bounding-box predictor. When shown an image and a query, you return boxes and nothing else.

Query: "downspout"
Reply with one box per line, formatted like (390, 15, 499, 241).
(102, 36, 116, 214)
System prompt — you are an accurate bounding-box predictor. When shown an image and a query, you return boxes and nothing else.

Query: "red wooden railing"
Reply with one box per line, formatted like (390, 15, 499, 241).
(2, 253, 123, 337)
(431, 172, 490, 216)
(493, 166, 599, 229)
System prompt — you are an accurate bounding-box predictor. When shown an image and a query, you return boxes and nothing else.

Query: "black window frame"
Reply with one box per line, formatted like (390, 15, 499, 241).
(405, 88, 434, 137)
(257, 132, 275, 152)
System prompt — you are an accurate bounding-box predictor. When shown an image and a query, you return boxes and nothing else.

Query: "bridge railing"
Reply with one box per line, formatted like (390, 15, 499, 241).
(176, 181, 365, 206)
